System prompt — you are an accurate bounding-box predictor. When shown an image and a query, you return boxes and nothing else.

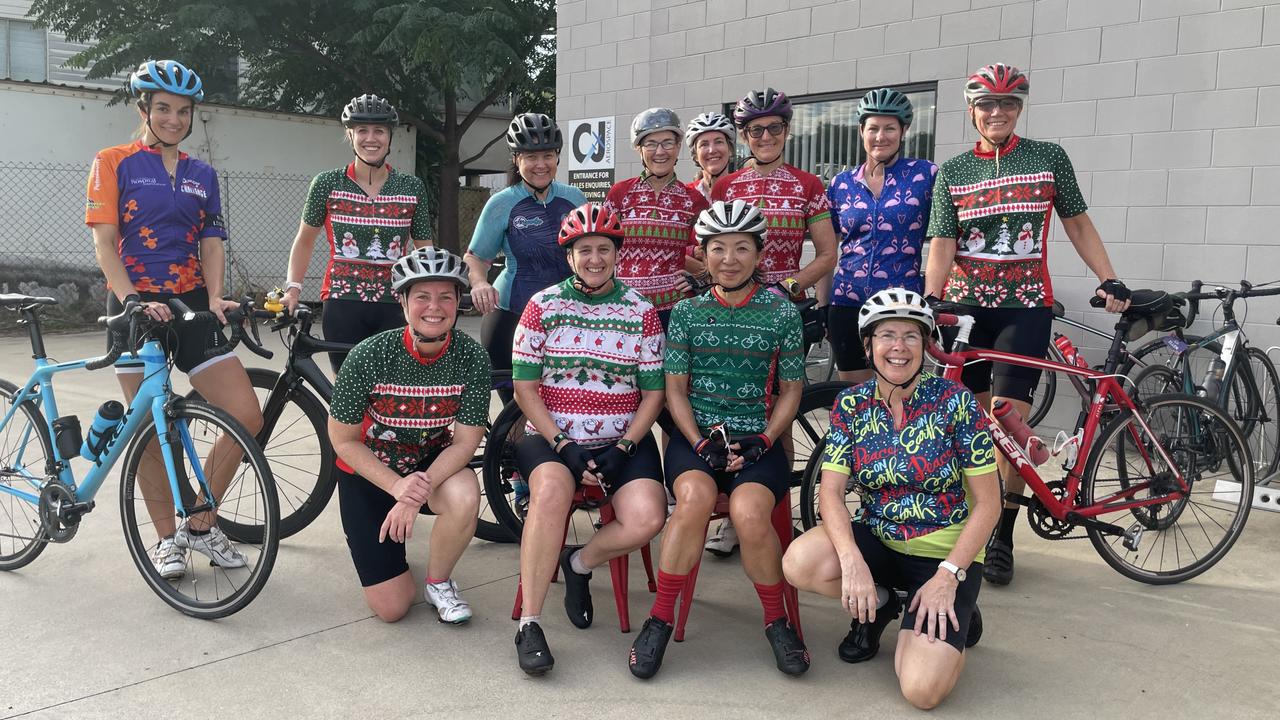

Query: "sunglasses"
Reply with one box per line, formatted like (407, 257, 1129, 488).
(972, 97, 1023, 113)
(744, 122, 787, 139)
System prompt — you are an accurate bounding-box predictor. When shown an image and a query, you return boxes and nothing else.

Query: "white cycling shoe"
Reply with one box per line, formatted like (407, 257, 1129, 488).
(174, 523, 248, 569)
(152, 536, 187, 579)
(425, 579, 473, 624)
(705, 519, 740, 558)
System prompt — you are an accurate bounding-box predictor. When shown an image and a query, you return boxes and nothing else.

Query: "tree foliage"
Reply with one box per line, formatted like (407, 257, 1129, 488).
(31, 0, 556, 249)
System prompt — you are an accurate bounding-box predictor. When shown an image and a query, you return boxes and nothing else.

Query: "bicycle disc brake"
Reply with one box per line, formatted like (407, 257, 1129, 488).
(38, 481, 89, 543)
(1026, 481, 1082, 540)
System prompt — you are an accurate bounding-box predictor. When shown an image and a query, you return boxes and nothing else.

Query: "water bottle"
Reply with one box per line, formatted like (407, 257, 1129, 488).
(51, 416, 83, 459)
(1052, 332, 1089, 369)
(80, 400, 125, 462)
(992, 400, 1050, 466)
(1201, 358, 1226, 399)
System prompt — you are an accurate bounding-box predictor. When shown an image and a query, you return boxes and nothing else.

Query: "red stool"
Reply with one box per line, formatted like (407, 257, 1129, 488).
(511, 485, 657, 633)
(674, 493, 802, 642)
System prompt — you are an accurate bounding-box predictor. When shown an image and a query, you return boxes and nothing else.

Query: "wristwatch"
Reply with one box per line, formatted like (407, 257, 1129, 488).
(939, 560, 967, 582)
(781, 277, 802, 297)
(616, 438, 637, 457)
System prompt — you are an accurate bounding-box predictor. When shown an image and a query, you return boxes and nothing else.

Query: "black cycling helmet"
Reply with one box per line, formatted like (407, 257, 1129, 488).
(734, 88, 793, 127)
(507, 113, 563, 153)
(342, 94, 398, 127)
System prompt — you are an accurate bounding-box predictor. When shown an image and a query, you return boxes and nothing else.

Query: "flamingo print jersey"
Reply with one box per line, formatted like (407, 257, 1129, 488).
(827, 158, 937, 306)
(926, 136, 1088, 309)
(302, 163, 433, 303)
(820, 373, 996, 559)
(512, 279, 666, 448)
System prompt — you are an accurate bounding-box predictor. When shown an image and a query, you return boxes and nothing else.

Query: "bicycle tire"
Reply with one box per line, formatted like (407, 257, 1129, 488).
(1027, 342, 1060, 428)
(119, 398, 280, 618)
(480, 401, 527, 541)
(207, 368, 335, 542)
(789, 381, 846, 530)
(1244, 347, 1280, 483)
(1123, 334, 1221, 380)
(1081, 393, 1253, 585)
(0, 379, 52, 571)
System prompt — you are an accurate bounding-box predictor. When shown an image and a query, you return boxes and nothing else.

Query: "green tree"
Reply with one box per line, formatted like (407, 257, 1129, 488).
(31, 0, 555, 250)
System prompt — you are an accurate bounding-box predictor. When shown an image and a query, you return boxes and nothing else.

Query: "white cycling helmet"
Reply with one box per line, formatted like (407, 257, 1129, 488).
(686, 111, 736, 150)
(858, 288, 934, 338)
(391, 246, 470, 294)
(694, 199, 768, 249)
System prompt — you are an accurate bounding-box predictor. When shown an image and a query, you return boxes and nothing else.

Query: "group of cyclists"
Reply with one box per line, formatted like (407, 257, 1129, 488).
(84, 57, 1134, 709)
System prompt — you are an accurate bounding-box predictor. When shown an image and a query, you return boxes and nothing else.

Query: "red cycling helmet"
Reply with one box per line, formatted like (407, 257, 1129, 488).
(558, 203, 625, 249)
(964, 63, 1030, 104)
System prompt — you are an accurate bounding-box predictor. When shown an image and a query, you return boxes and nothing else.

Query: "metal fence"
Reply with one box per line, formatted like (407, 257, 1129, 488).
(0, 161, 374, 329)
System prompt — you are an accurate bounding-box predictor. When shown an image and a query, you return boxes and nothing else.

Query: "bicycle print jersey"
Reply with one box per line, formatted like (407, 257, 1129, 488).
(512, 279, 665, 448)
(330, 327, 492, 475)
(665, 286, 804, 435)
(466, 181, 586, 315)
(85, 142, 227, 294)
(711, 164, 831, 285)
(926, 136, 1088, 309)
(302, 163, 433, 304)
(827, 158, 936, 306)
(820, 373, 996, 559)
(604, 175, 709, 311)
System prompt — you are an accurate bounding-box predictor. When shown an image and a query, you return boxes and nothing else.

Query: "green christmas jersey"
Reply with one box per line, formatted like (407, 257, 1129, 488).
(926, 136, 1087, 309)
(330, 327, 492, 475)
(302, 163, 433, 304)
(665, 286, 804, 434)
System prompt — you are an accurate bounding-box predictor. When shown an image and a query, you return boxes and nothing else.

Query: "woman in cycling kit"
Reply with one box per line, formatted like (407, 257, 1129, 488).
(627, 200, 810, 680)
(685, 111, 736, 201)
(510, 204, 668, 676)
(923, 64, 1131, 587)
(784, 289, 1000, 710)
(827, 88, 937, 384)
(282, 94, 432, 373)
(466, 113, 587, 382)
(328, 248, 490, 624)
(604, 108, 709, 328)
(87, 59, 264, 581)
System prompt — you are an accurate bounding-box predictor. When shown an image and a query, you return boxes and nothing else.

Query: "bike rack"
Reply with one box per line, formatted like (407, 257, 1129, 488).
(1213, 479, 1280, 514)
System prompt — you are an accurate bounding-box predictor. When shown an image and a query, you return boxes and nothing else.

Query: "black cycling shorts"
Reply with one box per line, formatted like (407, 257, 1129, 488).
(322, 298, 406, 374)
(941, 305, 1054, 403)
(663, 431, 790, 504)
(336, 461, 438, 588)
(516, 432, 662, 495)
(849, 522, 983, 654)
(107, 288, 231, 376)
(827, 304, 869, 372)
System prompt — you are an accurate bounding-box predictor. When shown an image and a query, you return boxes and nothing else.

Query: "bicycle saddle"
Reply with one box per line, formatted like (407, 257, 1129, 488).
(0, 294, 57, 308)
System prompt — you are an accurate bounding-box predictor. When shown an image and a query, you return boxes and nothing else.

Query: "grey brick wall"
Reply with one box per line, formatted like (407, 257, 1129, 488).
(556, 0, 1280, 351)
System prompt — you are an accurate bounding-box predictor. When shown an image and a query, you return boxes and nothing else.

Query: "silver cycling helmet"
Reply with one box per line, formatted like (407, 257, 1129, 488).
(694, 199, 768, 250)
(391, 247, 470, 294)
(858, 288, 935, 339)
(631, 107, 683, 146)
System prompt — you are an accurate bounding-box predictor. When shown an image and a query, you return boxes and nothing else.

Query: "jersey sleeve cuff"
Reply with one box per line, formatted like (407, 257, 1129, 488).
(820, 462, 851, 475)
(963, 462, 998, 478)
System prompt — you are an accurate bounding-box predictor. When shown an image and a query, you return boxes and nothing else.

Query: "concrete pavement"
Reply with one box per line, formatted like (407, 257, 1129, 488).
(1, 325, 1277, 718)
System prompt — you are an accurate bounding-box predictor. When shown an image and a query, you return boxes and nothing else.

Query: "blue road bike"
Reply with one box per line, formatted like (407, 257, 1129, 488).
(0, 294, 278, 618)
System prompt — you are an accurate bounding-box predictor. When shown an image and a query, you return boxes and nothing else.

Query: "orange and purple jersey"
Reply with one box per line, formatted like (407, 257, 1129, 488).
(85, 141, 226, 294)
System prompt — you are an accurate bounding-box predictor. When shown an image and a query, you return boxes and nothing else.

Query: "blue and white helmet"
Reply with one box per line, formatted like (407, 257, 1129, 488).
(129, 60, 204, 102)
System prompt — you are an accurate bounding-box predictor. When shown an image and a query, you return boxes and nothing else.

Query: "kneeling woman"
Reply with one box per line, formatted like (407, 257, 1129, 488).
(511, 204, 668, 676)
(328, 248, 491, 623)
(628, 200, 810, 680)
(783, 289, 999, 710)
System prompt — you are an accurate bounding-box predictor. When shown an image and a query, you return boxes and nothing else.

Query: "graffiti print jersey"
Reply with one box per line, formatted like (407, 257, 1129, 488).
(85, 142, 227, 294)
(820, 373, 996, 558)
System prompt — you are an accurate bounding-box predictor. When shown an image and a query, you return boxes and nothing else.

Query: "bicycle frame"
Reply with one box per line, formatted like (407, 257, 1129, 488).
(0, 338, 212, 517)
(930, 315, 1188, 525)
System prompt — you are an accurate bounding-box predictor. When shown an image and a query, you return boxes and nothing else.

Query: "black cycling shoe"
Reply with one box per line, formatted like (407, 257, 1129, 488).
(838, 592, 900, 664)
(629, 617, 674, 679)
(515, 622, 555, 676)
(983, 539, 1015, 585)
(965, 606, 982, 649)
(559, 546, 593, 629)
(764, 618, 811, 676)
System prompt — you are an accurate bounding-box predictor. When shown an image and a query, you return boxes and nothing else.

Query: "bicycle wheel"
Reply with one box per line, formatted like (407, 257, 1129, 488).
(119, 398, 279, 618)
(1131, 364, 1182, 401)
(1081, 394, 1253, 584)
(0, 379, 51, 571)
(789, 381, 846, 530)
(1027, 344, 1059, 428)
(1244, 347, 1280, 483)
(203, 368, 334, 542)
(481, 401, 530, 541)
(1123, 334, 1220, 380)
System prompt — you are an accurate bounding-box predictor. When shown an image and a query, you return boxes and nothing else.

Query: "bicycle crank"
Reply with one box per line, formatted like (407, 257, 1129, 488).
(38, 481, 93, 543)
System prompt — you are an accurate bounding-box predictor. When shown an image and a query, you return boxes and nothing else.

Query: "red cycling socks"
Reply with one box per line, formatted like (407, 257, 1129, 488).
(754, 581, 787, 625)
(650, 570, 686, 624)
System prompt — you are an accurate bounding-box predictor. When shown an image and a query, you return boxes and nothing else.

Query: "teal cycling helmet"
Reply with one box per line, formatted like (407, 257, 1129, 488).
(129, 60, 204, 103)
(857, 88, 913, 128)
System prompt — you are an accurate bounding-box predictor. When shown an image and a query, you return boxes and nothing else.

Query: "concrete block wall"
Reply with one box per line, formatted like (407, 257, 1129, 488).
(557, 0, 1280, 353)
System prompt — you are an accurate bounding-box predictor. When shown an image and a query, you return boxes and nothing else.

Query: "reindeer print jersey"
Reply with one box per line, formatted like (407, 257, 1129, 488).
(512, 279, 666, 448)
(329, 327, 491, 474)
(820, 373, 996, 559)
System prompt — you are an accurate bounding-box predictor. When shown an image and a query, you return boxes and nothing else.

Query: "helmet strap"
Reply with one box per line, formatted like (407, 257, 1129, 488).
(412, 327, 451, 344)
(571, 272, 614, 295)
(866, 342, 924, 406)
(350, 128, 394, 170)
(715, 276, 755, 294)
(141, 103, 194, 149)
(521, 177, 552, 196)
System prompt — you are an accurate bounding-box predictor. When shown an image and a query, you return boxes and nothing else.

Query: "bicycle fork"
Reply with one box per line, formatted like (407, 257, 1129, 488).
(152, 396, 217, 519)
